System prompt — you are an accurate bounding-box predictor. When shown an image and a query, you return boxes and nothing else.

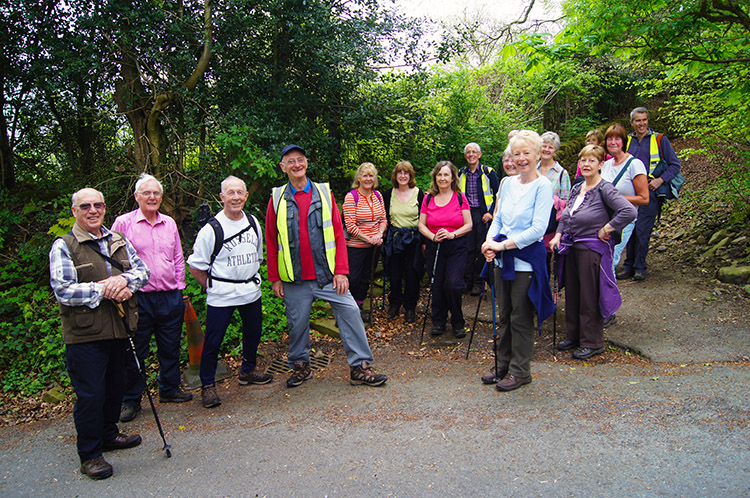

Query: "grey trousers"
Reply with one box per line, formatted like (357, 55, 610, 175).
(494, 271, 534, 378)
(283, 280, 374, 368)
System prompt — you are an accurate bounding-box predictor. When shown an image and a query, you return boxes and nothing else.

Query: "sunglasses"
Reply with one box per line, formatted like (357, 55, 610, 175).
(77, 202, 106, 211)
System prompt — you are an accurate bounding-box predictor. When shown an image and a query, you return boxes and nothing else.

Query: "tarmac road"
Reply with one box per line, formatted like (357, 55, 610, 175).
(1, 343, 748, 497)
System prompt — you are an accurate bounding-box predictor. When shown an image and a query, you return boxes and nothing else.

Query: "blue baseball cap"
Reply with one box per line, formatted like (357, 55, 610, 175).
(280, 144, 306, 161)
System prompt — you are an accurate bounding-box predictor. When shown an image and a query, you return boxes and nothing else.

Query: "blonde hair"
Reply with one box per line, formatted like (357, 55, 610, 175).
(351, 162, 379, 189)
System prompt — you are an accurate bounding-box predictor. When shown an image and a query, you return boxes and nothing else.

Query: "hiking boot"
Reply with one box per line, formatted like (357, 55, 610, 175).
(80, 456, 113, 480)
(405, 309, 417, 323)
(603, 314, 616, 328)
(496, 374, 532, 392)
(286, 362, 312, 388)
(119, 404, 140, 423)
(360, 309, 370, 323)
(159, 389, 193, 403)
(430, 325, 445, 337)
(387, 306, 399, 319)
(452, 325, 467, 338)
(557, 339, 579, 351)
(470, 284, 483, 296)
(480, 366, 508, 385)
(633, 271, 646, 282)
(616, 270, 634, 280)
(201, 385, 221, 408)
(103, 433, 142, 451)
(238, 369, 274, 385)
(573, 347, 605, 360)
(350, 361, 387, 387)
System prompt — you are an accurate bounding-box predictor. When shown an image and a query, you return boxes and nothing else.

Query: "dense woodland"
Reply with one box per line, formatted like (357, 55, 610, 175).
(1, 0, 748, 396)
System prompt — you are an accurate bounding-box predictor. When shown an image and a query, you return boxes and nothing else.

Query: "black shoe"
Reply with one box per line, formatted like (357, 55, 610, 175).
(119, 404, 141, 423)
(633, 271, 646, 281)
(387, 306, 399, 319)
(603, 314, 616, 328)
(557, 340, 579, 351)
(350, 361, 387, 386)
(201, 385, 221, 408)
(480, 366, 508, 385)
(470, 284, 483, 296)
(238, 369, 274, 385)
(405, 309, 417, 323)
(496, 374, 532, 392)
(573, 347, 605, 360)
(159, 389, 193, 403)
(430, 325, 445, 337)
(452, 325, 467, 338)
(80, 456, 113, 480)
(360, 309, 370, 323)
(103, 433, 142, 451)
(616, 270, 634, 280)
(287, 362, 312, 388)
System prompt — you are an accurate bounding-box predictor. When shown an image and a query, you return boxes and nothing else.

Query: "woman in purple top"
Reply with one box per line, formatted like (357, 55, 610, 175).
(549, 145, 637, 360)
(418, 161, 472, 338)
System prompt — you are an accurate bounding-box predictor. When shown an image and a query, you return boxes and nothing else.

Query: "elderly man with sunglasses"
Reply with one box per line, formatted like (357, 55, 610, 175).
(49, 188, 150, 480)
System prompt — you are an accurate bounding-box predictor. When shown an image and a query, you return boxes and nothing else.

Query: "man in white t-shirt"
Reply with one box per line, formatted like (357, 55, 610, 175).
(187, 176, 272, 408)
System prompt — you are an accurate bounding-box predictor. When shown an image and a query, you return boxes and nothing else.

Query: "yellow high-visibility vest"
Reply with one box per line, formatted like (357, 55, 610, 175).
(272, 181, 336, 282)
(459, 165, 494, 209)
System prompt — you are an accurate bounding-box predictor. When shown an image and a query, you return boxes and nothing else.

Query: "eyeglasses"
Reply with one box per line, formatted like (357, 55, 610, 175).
(77, 202, 106, 211)
(138, 190, 162, 198)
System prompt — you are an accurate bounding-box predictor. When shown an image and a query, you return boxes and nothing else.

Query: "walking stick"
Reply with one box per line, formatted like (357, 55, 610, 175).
(381, 259, 388, 310)
(368, 247, 378, 324)
(491, 279, 498, 378)
(465, 272, 486, 359)
(419, 242, 440, 344)
(116, 303, 172, 458)
(552, 251, 558, 354)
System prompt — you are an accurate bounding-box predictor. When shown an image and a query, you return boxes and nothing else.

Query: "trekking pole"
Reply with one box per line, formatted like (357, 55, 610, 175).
(381, 258, 388, 311)
(116, 303, 172, 458)
(491, 279, 498, 378)
(368, 247, 378, 324)
(552, 251, 558, 354)
(127, 336, 172, 458)
(419, 242, 440, 344)
(465, 274, 486, 359)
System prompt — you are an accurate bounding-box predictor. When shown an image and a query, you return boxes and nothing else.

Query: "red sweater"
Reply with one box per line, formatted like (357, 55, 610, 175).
(266, 185, 349, 282)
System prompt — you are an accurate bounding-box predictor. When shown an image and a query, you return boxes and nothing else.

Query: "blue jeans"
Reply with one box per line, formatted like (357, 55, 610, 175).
(66, 339, 128, 462)
(612, 220, 636, 272)
(123, 290, 185, 407)
(282, 280, 374, 368)
(200, 299, 262, 387)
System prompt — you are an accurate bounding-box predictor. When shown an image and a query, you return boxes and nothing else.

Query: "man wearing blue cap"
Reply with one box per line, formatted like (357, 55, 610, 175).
(265, 145, 387, 388)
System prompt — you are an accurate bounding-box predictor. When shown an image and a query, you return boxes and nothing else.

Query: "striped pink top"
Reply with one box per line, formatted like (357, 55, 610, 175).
(342, 190, 387, 248)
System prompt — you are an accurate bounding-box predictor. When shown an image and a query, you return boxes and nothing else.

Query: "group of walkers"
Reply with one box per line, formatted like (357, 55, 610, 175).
(49, 106, 681, 480)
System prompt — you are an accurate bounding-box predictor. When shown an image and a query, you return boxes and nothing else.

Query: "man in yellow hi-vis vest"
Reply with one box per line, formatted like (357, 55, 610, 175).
(459, 142, 500, 295)
(618, 107, 682, 282)
(266, 144, 387, 388)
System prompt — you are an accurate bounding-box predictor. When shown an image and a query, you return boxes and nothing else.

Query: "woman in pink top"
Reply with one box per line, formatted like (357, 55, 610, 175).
(343, 162, 387, 321)
(418, 161, 472, 338)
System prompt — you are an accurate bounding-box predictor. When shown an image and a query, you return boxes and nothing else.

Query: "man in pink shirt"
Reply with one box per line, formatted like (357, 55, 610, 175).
(112, 174, 192, 422)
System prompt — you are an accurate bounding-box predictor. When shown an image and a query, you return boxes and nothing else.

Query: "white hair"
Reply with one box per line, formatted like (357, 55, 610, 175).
(134, 173, 163, 194)
(464, 142, 481, 154)
(221, 175, 247, 194)
(540, 131, 561, 152)
(509, 130, 542, 154)
(71, 188, 105, 207)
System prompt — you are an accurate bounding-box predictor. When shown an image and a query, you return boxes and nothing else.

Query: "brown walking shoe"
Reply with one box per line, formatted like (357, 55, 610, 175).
(103, 432, 142, 451)
(80, 456, 113, 480)
(350, 361, 387, 387)
(496, 374, 532, 392)
(286, 362, 312, 388)
(202, 385, 221, 408)
(238, 369, 274, 385)
(480, 366, 508, 385)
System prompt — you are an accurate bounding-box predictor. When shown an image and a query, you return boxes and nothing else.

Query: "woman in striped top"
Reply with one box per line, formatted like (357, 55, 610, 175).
(343, 162, 387, 321)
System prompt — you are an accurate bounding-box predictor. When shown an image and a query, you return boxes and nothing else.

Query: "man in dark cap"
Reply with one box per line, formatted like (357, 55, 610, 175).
(265, 145, 387, 388)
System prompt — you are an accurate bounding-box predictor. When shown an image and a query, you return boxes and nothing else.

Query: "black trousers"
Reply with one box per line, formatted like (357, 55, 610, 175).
(564, 244, 605, 349)
(464, 207, 490, 288)
(427, 237, 467, 329)
(347, 245, 377, 304)
(66, 338, 128, 462)
(387, 242, 420, 311)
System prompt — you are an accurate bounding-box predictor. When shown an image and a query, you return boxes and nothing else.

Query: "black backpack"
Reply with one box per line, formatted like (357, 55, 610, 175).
(205, 211, 261, 288)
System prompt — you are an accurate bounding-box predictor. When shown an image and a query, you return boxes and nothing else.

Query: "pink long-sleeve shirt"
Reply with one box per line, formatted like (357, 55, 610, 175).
(111, 209, 186, 293)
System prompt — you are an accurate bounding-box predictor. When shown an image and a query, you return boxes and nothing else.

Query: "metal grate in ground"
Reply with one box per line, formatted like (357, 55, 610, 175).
(266, 354, 332, 374)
